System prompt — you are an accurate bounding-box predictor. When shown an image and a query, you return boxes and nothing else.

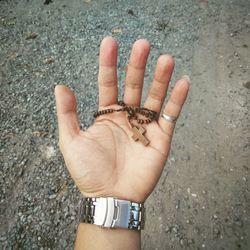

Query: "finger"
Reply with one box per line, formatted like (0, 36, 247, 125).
(159, 76, 190, 138)
(98, 36, 118, 107)
(55, 85, 80, 145)
(144, 55, 174, 113)
(124, 39, 150, 106)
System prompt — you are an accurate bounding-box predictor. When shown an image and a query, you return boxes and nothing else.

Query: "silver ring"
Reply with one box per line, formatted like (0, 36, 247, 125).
(161, 114, 178, 124)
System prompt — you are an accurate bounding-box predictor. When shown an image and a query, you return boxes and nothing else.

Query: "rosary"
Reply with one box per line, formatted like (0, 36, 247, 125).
(94, 101, 158, 146)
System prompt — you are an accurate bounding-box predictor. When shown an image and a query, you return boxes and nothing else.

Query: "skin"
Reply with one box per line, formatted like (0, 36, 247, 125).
(55, 36, 189, 250)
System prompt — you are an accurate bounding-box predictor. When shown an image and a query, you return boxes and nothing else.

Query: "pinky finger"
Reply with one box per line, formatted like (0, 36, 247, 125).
(158, 76, 190, 138)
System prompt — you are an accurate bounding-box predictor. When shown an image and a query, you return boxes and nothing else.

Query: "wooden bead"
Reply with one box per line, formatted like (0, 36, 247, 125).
(94, 102, 158, 140)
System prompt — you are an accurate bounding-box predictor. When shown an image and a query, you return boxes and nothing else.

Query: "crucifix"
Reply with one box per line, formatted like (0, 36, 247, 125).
(131, 126, 149, 146)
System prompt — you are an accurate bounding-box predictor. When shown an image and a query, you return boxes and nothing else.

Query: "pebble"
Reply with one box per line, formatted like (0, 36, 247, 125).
(43, 58, 55, 64)
(48, 194, 57, 199)
(213, 227, 220, 237)
(25, 32, 38, 40)
(194, 226, 200, 234)
(0, 235, 7, 241)
(213, 214, 218, 219)
(180, 238, 184, 246)
(165, 226, 170, 233)
(243, 81, 250, 89)
(187, 238, 194, 245)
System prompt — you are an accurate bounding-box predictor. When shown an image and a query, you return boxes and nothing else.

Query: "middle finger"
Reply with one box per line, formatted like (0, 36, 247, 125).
(123, 39, 150, 106)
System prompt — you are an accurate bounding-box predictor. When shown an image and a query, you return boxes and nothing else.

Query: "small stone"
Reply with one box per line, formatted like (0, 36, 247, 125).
(112, 28, 122, 33)
(128, 9, 134, 15)
(49, 194, 57, 199)
(213, 214, 218, 219)
(175, 200, 180, 210)
(180, 239, 184, 245)
(25, 32, 38, 40)
(45, 146, 56, 159)
(165, 226, 170, 233)
(170, 157, 175, 162)
(187, 238, 194, 245)
(172, 226, 178, 233)
(243, 81, 250, 89)
(43, 57, 54, 64)
(0, 235, 7, 241)
(194, 226, 200, 234)
(213, 227, 220, 236)
(44, 0, 53, 4)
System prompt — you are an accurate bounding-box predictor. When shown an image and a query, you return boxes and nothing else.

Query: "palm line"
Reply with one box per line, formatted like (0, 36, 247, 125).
(95, 118, 169, 158)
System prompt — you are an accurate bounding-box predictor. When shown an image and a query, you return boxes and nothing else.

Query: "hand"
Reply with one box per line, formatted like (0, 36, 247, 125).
(55, 36, 189, 203)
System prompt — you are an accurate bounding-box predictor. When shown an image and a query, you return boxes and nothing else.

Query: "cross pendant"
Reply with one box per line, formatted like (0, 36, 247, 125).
(131, 126, 149, 146)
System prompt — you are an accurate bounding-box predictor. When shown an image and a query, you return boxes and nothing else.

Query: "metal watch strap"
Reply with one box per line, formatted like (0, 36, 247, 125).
(80, 197, 145, 230)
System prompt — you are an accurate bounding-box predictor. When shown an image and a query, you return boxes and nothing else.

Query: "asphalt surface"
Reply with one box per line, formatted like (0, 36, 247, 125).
(0, 0, 249, 249)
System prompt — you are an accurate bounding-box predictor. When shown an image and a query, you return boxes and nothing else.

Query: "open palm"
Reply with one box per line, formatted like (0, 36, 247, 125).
(55, 37, 189, 203)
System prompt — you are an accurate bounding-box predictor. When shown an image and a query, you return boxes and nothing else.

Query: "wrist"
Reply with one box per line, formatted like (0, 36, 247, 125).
(80, 188, 148, 204)
(75, 223, 141, 250)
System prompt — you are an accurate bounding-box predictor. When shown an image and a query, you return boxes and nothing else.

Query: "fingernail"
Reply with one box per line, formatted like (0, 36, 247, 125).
(182, 75, 191, 83)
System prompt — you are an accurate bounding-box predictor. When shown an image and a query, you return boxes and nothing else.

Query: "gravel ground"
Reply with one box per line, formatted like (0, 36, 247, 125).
(0, 0, 249, 249)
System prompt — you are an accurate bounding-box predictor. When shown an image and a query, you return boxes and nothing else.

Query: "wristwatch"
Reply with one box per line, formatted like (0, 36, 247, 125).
(80, 197, 145, 230)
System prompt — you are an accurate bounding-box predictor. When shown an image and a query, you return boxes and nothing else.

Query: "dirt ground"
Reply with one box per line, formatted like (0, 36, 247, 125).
(0, 0, 249, 249)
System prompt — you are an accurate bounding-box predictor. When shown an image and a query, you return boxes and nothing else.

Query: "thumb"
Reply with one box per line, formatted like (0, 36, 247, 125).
(55, 85, 80, 147)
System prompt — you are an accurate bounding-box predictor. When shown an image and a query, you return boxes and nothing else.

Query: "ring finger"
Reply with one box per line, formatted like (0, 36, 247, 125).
(144, 54, 174, 113)
(159, 76, 190, 138)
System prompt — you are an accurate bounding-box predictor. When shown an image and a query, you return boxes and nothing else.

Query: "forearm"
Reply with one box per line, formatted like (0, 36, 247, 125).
(75, 223, 141, 250)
